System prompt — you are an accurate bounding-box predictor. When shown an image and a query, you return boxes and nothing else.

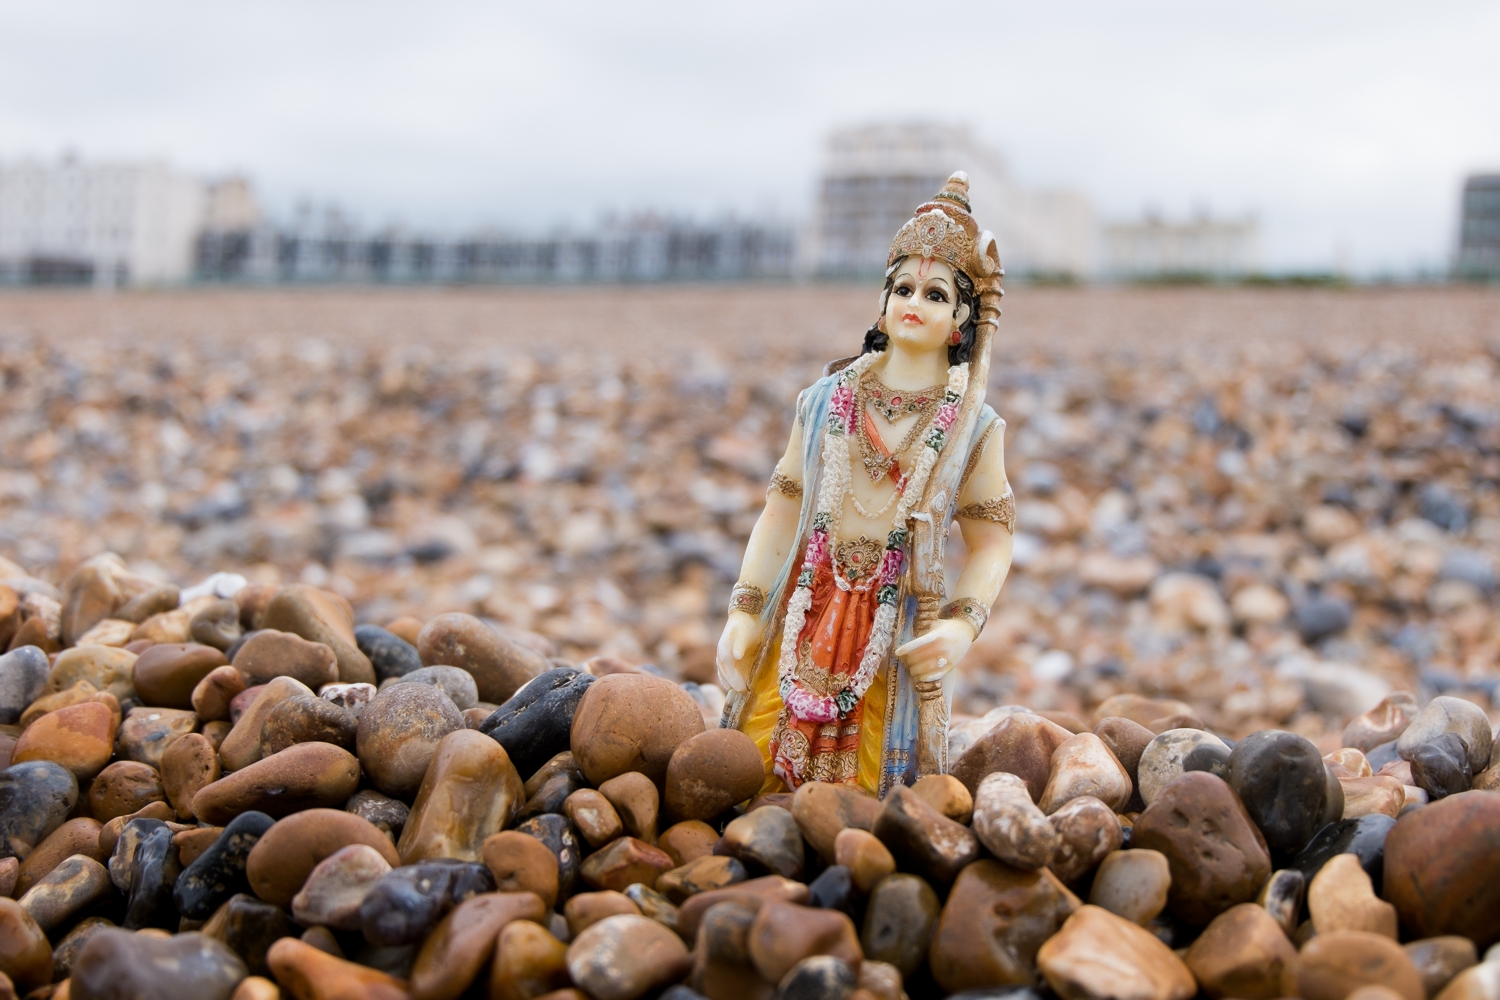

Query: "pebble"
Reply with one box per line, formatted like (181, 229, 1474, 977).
(87, 760, 165, 821)
(0, 897, 52, 994)
(580, 836, 676, 891)
(132, 643, 228, 709)
(665, 727, 765, 821)
(1257, 867, 1306, 937)
(1404, 936, 1478, 1000)
(675, 875, 809, 942)
(0, 647, 49, 725)
(566, 891, 643, 937)
(949, 711, 1074, 801)
(748, 899, 861, 984)
(17, 854, 111, 931)
(833, 829, 894, 894)
(15, 816, 103, 895)
(393, 665, 478, 710)
(623, 881, 679, 930)
(408, 891, 548, 1000)
(219, 675, 315, 771)
(481, 667, 595, 779)
(44, 644, 137, 702)
(1341, 774, 1406, 819)
(108, 816, 166, 890)
(398, 729, 523, 864)
(161, 732, 222, 820)
(245, 808, 402, 907)
(1131, 771, 1272, 926)
(122, 821, 182, 928)
(12, 699, 116, 780)
(1226, 729, 1333, 857)
(1038, 732, 1132, 814)
(1383, 791, 1500, 948)
(259, 692, 357, 755)
(359, 859, 495, 946)
(659, 820, 721, 866)
(1344, 692, 1420, 752)
(1087, 848, 1169, 925)
(1183, 902, 1296, 1000)
(346, 789, 409, 840)
(354, 623, 424, 682)
(491, 919, 570, 1000)
(1136, 728, 1231, 806)
(805, 863, 856, 918)
(17, 678, 108, 729)
(203, 892, 294, 978)
(1292, 813, 1396, 884)
(563, 789, 624, 847)
(193, 741, 360, 824)
(790, 781, 881, 863)
(71, 928, 247, 1000)
(872, 784, 978, 885)
(356, 682, 464, 798)
(175, 810, 276, 918)
(51, 915, 115, 981)
(776, 955, 856, 1000)
(909, 774, 973, 824)
(117, 706, 198, 768)
(320, 681, 377, 718)
(292, 843, 394, 929)
(1047, 795, 1122, 883)
(722, 806, 804, 879)
(192, 665, 248, 722)
(569, 672, 705, 786)
(970, 771, 1058, 871)
(568, 913, 693, 1000)
(1409, 732, 1473, 798)
(658, 854, 748, 903)
(598, 771, 660, 843)
(1397, 696, 1494, 775)
(481, 830, 562, 908)
(520, 750, 586, 818)
(190, 598, 243, 650)
(514, 813, 583, 898)
(260, 584, 375, 686)
(0, 855, 13, 896)
(266, 936, 410, 1000)
(927, 860, 1077, 993)
(175, 824, 223, 866)
(686, 898, 757, 999)
(0, 760, 78, 860)
(1432, 964, 1500, 1000)
(861, 873, 937, 976)
(1285, 930, 1424, 1000)
(1309, 852, 1398, 937)
(232, 628, 340, 690)
(418, 612, 550, 705)
(1037, 905, 1196, 1000)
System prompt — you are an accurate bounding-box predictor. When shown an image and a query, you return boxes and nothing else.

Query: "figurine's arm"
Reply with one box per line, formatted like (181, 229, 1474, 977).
(715, 418, 805, 692)
(894, 428, 1013, 681)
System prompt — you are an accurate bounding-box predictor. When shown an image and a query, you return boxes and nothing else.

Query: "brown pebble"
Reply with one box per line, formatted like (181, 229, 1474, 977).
(562, 789, 623, 847)
(191, 666, 247, 722)
(746, 899, 861, 984)
(193, 742, 360, 825)
(656, 854, 748, 904)
(1184, 902, 1296, 1000)
(1037, 904, 1195, 1000)
(834, 828, 895, 894)
(949, 711, 1074, 802)
(482, 831, 562, 910)
(116, 705, 198, 769)
(15, 817, 104, 896)
(416, 612, 548, 704)
(656, 820, 720, 867)
(409, 891, 547, 1000)
(564, 891, 641, 938)
(399, 730, 524, 865)
(598, 772, 659, 843)
(230, 975, 282, 1000)
(1283, 930, 1424, 1000)
(174, 826, 224, 867)
(266, 936, 408, 1000)
(244, 808, 401, 907)
(132, 643, 228, 709)
(789, 780, 881, 863)
(218, 675, 315, 772)
(161, 733, 222, 821)
(259, 693, 357, 756)
(1403, 936, 1477, 1000)
(86, 760, 165, 821)
(0, 898, 52, 994)
(491, 919, 569, 1000)
(11, 700, 116, 780)
(579, 836, 675, 893)
(260, 584, 374, 686)
(232, 629, 340, 689)
(928, 859, 1078, 992)
(355, 682, 464, 799)
(569, 673, 705, 787)
(663, 728, 765, 822)
(383, 617, 424, 646)
(1047, 795, 1122, 884)
(911, 774, 974, 824)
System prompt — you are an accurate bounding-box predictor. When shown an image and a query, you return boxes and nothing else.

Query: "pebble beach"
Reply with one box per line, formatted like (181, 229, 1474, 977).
(1, 283, 1499, 1000)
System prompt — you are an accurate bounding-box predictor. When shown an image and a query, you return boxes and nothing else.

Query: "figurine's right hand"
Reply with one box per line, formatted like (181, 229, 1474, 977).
(715, 610, 764, 693)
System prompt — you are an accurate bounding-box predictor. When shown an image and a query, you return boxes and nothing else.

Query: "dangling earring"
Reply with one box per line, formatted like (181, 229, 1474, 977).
(950, 330, 960, 345)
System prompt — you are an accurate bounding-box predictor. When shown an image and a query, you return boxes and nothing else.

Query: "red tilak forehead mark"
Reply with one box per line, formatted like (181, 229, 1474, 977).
(917, 257, 932, 279)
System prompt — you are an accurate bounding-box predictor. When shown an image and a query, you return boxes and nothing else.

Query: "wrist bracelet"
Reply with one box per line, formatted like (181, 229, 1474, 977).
(939, 597, 989, 637)
(729, 582, 766, 616)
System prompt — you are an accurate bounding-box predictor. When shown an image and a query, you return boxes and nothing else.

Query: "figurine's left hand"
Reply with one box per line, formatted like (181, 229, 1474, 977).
(894, 619, 974, 684)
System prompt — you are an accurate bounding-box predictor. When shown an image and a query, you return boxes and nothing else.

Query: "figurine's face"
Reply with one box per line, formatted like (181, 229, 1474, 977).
(881, 257, 970, 354)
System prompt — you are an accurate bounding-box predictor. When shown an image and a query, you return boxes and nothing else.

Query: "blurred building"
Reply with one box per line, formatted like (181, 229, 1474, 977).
(1104, 210, 1260, 280)
(1456, 174, 1500, 280)
(0, 154, 205, 286)
(808, 123, 1096, 280)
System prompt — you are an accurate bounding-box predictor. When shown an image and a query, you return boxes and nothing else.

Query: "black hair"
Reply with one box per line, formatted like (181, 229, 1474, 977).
(860, 256, 979, 366)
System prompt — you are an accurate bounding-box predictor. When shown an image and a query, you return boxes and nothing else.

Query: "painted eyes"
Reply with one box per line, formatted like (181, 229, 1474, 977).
(894, 284, 914, 297)
(926, 289, 949, 303)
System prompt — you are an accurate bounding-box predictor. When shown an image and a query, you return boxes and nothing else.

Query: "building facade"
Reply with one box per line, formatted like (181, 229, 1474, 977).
(1456, 174, 1500, 280)
(1104, 211, 1260, 280)
(808, 123, 1096, 280)
(0, 155, 205, 286)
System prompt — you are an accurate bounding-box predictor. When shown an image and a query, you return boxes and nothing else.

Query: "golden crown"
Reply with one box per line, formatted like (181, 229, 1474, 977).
(886, 171, 984, 279)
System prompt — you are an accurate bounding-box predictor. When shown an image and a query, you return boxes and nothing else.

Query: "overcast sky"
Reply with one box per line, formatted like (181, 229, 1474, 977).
(1, 1, 1496, 274)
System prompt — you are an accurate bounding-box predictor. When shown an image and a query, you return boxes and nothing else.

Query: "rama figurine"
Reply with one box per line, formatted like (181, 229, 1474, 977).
(717, 172, 1016, 797)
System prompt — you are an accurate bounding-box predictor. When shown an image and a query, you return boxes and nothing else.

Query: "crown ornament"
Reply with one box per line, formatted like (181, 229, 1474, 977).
(886, 171, 998, 281)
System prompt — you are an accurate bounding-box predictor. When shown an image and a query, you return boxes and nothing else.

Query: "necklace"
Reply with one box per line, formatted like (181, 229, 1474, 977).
(856, 370, 945, 484)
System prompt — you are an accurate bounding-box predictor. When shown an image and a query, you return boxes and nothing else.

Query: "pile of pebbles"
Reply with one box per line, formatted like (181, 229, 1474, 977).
(1, 553, 1499, 1000)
